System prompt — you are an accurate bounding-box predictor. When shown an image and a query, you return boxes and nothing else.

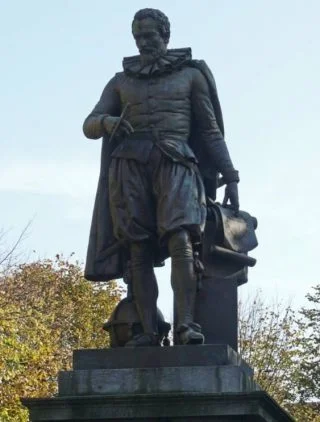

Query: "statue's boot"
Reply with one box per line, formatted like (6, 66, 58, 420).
(176, 322, 204, 345)
(128, 241, 159, 347)
(168, 230, 204, 345)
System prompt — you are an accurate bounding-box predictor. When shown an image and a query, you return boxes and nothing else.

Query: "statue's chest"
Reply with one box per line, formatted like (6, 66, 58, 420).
(119, 71, 192, 105)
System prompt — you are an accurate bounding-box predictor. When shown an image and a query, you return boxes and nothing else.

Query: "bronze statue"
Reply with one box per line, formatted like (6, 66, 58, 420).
(83, 8, 240, 347)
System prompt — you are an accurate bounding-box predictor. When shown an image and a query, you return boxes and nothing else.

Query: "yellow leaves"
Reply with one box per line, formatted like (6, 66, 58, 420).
(0, 256, 122, 421)
(239, 290, 320, 422)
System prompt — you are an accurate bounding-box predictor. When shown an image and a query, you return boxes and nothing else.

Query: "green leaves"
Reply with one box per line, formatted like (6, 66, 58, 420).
(2, 254, 318, 422)
(296, 285, 320, 405)
(239, 287, 320, 422)
(0, 256, 122, 421)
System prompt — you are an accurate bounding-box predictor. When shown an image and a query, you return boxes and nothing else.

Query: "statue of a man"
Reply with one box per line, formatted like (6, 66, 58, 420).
(83, 8, 239, 346)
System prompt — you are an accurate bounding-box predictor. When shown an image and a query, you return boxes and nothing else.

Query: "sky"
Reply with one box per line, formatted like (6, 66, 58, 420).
(1, 0, 320, 321)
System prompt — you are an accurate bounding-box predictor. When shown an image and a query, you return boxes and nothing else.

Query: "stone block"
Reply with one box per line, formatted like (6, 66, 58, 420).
(22, 346, 294, 421)
(58, 365, 259, 396)
(23, 391, 295, 421)
(73, 344, 252, 376)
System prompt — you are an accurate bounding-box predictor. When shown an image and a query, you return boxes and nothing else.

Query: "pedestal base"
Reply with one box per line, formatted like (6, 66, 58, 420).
(22, 346, 294, 422)
(23, 392, 294, 421)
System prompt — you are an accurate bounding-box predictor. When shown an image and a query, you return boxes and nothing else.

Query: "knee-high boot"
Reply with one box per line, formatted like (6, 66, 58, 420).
(168, 230, 204, 344)
(129, 242, 159, 338)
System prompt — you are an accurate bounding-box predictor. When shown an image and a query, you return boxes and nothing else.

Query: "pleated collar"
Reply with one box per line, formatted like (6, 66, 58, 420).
(123, 48, 192, 78)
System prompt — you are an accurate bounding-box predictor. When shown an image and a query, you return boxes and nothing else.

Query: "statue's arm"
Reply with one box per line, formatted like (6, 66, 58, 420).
(191, 69, 239, 184)
(83, 75, 121, 139)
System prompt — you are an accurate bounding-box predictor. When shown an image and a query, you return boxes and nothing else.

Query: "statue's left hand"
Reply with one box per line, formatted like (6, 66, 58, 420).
(222, 182, 239, 214)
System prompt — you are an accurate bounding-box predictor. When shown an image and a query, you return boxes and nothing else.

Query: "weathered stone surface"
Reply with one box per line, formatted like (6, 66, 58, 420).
(195, 276, 239, 351)
(22, 346, 294, 421)
(22, 391, 294, 421)
(58, 365, 259, 396)
(73, 344, 252, 375)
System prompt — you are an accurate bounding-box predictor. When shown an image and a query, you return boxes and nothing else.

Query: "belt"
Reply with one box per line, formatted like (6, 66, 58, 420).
(127, 130, 160, 142)
(123, 131, 198, 171)
(127, 130, 190, 145)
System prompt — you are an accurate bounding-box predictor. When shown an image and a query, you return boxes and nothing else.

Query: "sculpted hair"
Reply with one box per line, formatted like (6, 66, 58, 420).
(133, 8, 171, 44)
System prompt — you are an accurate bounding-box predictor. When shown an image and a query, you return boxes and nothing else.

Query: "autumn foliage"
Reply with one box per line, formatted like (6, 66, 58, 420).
(239, 288, 320, 422)
(0, 252, 319, 421)
(0, 256, 122, 421)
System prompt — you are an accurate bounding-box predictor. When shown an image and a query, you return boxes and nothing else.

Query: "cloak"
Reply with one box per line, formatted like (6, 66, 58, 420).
(84, 58, 225, 282)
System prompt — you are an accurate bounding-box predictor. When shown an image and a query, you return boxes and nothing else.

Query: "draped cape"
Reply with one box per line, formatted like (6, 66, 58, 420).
(84, 54, 225, 281)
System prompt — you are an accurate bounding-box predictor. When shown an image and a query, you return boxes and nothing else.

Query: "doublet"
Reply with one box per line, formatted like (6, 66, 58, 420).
(83, 48, 239, 280)
(83, 48, 237, 181)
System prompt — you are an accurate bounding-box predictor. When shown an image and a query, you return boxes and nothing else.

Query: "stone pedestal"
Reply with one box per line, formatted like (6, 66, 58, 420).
(192, 220, 253, 351)
(195, 275, 239, 351)
(23, 345, 294, 421)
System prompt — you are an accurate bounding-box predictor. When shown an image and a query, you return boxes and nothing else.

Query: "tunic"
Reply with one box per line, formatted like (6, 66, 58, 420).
(83, 48, 239, 281)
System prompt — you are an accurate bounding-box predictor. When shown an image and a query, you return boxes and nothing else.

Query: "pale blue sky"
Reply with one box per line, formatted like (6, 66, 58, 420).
(1, 1, 319, 320)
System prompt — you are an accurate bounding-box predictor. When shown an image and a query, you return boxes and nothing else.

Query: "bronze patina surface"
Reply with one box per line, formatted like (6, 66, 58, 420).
(83, 8, 241, 346)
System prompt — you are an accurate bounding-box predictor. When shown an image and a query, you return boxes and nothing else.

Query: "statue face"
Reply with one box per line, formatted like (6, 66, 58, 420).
(132, 18, 167, 64)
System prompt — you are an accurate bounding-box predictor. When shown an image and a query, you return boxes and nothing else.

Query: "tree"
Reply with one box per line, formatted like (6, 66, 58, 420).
(238, 289, 320, 422)
(296, 284, 320, 403)
(0, 256, 122, 421)
(2, 252, 318, 422)
(0, 222, 31, 276)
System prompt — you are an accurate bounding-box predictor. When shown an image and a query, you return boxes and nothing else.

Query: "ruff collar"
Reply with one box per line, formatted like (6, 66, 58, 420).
(123, 48, 192, 78)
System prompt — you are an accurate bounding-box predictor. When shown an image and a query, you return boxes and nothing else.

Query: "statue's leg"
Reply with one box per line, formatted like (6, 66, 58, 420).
(168, 229, 204, 345)
(126, 241, 159, 346)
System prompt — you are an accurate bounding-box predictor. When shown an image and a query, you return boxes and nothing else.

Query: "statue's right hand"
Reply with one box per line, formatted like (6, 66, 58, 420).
(103, 116, 134, 138)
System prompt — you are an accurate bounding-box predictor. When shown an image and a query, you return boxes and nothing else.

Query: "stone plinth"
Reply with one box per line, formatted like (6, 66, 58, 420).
(22, 345, 294, 422)
(59, 365, 257, 396)
(23, 392, 294, 421)
(195, 275, 239, 350)
(73, 344, 251, 371)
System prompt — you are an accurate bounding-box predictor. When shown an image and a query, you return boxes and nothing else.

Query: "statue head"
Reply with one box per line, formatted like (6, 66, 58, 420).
(132, 8, 170, 65)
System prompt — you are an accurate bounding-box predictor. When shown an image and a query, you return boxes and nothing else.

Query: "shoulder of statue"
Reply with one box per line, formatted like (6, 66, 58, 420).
(189, 59, 214, 76)
(111, 71, 126, 85)
(189, 59, 207, 66)
(188, 59, 224, 135)
(188, 59, 217, 90)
